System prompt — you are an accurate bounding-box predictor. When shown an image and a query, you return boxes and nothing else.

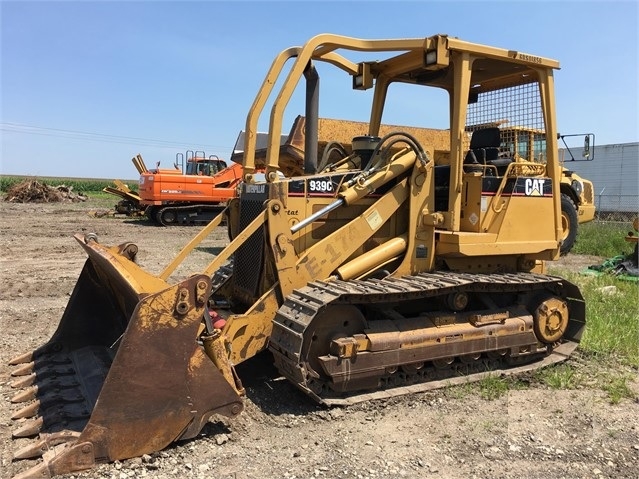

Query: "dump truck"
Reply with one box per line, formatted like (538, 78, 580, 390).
(556, 133, 596, 253)
(495, 127, 596, 254)
(8, 33, 586, 479)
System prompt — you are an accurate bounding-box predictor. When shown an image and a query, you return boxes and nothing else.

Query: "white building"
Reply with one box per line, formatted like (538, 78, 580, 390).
(560, 141, 638, 216)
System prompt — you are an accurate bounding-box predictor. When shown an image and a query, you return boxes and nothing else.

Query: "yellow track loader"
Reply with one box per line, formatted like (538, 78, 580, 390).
(8, 34, 586, 479)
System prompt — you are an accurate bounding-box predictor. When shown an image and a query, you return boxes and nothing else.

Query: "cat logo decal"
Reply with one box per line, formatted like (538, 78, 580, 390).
(525, 178, 546, 196)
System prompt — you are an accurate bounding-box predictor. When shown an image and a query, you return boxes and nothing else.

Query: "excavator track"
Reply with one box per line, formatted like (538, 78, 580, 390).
(155, 204, 226, 226)
(269, 271, 585, 406)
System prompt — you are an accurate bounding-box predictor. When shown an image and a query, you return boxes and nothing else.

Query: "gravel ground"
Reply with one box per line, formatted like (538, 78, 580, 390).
(1, 200, 637, 479)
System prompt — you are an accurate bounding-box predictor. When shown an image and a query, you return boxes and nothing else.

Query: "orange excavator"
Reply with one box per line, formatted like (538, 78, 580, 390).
(135, 151, 244, 226)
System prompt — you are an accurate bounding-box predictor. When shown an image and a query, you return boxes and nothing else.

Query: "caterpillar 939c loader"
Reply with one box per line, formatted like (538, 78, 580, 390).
(8, 33, 586, 479)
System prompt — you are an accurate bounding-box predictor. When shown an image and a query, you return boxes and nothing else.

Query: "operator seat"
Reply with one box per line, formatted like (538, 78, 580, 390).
(434, 127, 504, 191)
(434, 127, 514, 211)
(464, 127, 512, 175)
(464, 127, 501, 165)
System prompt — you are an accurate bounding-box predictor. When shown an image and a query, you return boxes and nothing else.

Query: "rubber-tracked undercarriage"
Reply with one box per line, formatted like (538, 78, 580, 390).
(8, 34, 586, 479)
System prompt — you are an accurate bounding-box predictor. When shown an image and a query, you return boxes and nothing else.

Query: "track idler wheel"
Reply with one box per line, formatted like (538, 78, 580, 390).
(157, 208, 178, 226)
(302, 305, 366, 382)
(532, 296, 569, 343)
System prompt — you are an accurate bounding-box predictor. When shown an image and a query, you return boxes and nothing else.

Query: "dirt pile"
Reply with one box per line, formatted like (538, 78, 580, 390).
(3, 179, 87, 203)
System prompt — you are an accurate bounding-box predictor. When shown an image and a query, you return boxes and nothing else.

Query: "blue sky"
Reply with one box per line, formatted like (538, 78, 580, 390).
(1, 0, 637, 179)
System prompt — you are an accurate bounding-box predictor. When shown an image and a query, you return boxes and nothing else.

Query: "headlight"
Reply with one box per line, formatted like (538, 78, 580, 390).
(571, 179, 583, 196)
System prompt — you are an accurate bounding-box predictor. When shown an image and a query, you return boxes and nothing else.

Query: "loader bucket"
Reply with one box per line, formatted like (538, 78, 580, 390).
(8, 234, 243, 479)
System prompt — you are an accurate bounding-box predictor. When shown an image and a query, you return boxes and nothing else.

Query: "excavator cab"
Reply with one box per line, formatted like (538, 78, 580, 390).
(8, 34, 586, 479)
(185, 154, 228, 177)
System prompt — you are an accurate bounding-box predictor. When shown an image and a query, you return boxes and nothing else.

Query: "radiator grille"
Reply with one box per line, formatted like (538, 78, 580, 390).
(233, 184, 268, 300)
(583, 181, 594, 204)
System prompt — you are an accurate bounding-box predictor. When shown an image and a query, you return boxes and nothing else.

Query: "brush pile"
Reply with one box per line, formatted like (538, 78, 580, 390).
(4, 179, 88, 203)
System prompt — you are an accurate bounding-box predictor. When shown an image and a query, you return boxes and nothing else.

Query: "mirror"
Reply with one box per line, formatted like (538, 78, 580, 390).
(557, 133, 595, 161)
(582, 135, 591, 159)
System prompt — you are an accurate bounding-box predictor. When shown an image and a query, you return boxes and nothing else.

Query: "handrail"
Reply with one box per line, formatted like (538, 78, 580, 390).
(241, 34, 425, 182)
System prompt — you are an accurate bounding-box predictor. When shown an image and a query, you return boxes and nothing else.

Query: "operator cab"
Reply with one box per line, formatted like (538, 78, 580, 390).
(435, 127, 515, 211)
(183, 151, 228, 177)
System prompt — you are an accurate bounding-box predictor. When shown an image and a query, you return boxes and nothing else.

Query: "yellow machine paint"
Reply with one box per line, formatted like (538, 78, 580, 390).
(8, 34, 586, 479)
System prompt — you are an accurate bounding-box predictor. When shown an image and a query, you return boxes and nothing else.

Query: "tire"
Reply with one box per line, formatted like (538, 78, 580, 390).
(560, 194, 578, 255)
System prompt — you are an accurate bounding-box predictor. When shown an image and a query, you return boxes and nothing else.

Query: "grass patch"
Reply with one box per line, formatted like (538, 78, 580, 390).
(573, 273, 637, 367)
(537, 364, 636, 404)
(573, 221, 635, 258)
(602, 375, 635, 404)
(1, 175, 136, 194)
(89, 190, 120, 199)
(550, 217, 638, 372)
(478, 374, 510, 400)
(536, 363, 582, 389)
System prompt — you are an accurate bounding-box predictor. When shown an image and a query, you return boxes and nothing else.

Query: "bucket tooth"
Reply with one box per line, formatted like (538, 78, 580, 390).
(11, 461, 52, 479)
(11, 386, 38, 403)
(13, 430, 80, 460)
(11, 379, 83, 407)
(11, 362, 35, 377)
(13, 440, 48, 461)
(9, 350, 34, 365)
(12, 417, 44, 438)
(11, 438, 97, 479)
(11, 374, 36, 388)
(11, 401, 40, 419)
(11, 374, 36, 389)
(12, 374, 78, 393)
